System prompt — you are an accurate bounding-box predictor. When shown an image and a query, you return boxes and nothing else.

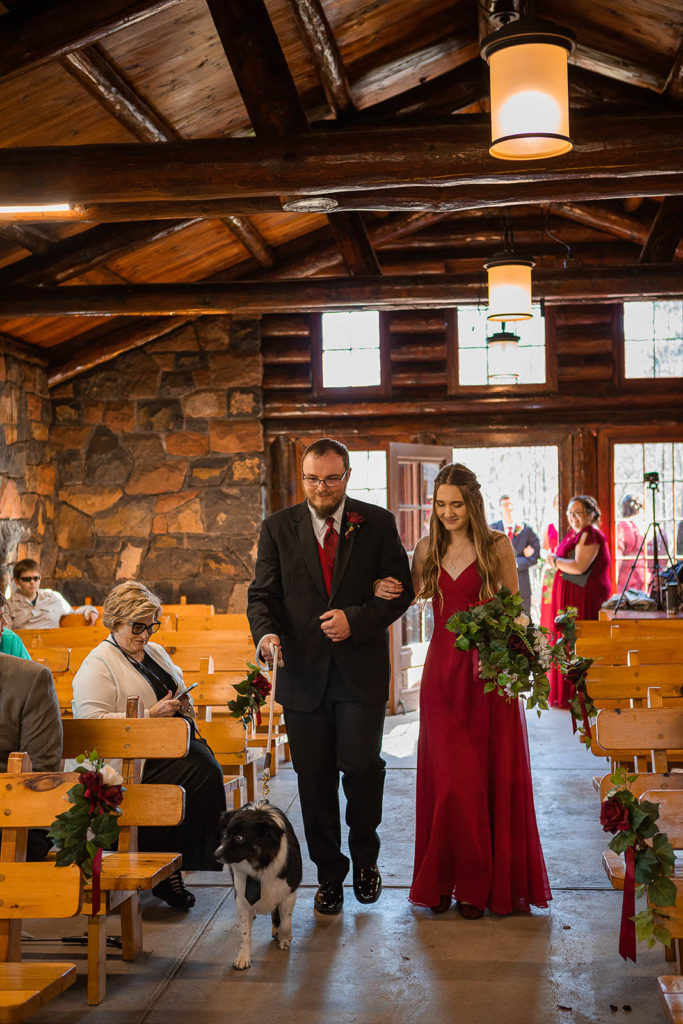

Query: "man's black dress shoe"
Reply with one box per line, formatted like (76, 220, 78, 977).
(314, 881, 344, 915)
(353, 865, 382, 904)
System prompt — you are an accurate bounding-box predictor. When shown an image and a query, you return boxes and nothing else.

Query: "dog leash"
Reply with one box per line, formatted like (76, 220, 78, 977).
(255, 639, 280, 799)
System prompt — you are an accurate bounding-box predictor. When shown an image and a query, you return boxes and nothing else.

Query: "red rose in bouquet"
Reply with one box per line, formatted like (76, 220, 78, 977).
(600, 794, 631, 833)
(81, 770, 125, 814)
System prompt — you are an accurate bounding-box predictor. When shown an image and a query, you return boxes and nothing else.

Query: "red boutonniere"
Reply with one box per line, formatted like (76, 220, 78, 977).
(513, 524, 523, 536)
(345, 511, 364, 539)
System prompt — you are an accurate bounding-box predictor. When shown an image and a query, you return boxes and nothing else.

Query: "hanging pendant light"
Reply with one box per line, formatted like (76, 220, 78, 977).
(487, 326, 520, 384)
(484, 216, 535, 322)
(481, 2, 576, 161)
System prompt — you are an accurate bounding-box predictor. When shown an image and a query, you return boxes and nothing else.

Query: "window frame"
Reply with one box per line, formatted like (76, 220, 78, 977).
(617, 301, 683, 388)
(311, 311, 391, 399)
(446, 305, 557, 396)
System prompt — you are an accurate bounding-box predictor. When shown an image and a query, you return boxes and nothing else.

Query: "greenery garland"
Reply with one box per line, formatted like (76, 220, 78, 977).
(228, 662, 272, 728)
(446, 586, 567, 714)
(553, 606, 596, 748)
(601, 767, 676, 956)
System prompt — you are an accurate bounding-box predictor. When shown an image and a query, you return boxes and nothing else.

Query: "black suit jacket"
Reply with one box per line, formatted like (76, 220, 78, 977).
(247, 497, 414, 711)
(490, 520, 540, 603)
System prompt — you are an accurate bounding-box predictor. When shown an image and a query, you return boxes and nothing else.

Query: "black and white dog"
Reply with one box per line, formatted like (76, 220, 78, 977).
(215, 801, 302, 970)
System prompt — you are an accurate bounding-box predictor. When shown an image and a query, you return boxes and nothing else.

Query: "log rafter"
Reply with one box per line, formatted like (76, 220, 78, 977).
(285, 0, 355, 117)
(639, 197, 683, 263)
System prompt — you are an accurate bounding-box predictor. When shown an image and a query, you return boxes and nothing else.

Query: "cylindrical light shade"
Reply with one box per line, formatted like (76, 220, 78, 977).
(482, 21, 575, 161)
(484, 256, 535, 321)
(487, 329, 519, 384)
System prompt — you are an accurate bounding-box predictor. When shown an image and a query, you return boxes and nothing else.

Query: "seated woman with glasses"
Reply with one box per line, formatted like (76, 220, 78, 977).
(6, 558, 99, 629)
(71, 580, 226, 910)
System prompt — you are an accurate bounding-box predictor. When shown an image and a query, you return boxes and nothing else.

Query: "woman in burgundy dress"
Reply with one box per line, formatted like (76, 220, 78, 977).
(546, 494, 612, 708)
(407, 464, 551, 919)
(616, 494, 645, 592)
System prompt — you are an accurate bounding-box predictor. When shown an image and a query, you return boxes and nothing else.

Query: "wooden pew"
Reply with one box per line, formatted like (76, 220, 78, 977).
(578, 619, 683, 638)
(196, 717, 261, 803)
(659, 976, 683, 1023)
(172, 613, 250, 633)
(60, 704, 190, 1003)
(595, 708, 683, 773)
(0, 862, 81, 1024)
(587, 665, 683, 709)
(27, 648, 70, 674)
(576, 637, 683, 666)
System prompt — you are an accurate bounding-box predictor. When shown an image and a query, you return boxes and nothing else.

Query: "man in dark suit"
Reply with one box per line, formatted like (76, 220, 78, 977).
(490, 495, 540, 616)
(247, 438, 413, 915)
(0, 652, 62, 860)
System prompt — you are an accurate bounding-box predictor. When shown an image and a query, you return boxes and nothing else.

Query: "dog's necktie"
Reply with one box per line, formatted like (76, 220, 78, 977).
(323, 517, 338, 565)
(245, 876, 261, 905)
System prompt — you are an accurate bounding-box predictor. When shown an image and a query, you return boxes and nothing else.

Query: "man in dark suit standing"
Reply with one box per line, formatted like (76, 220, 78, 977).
(247, 438, 413, 915)
(490, 495, 540, 615)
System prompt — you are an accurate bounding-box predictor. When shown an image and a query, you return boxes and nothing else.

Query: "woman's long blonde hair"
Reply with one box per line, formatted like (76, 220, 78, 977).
(419, 464, 503, 604)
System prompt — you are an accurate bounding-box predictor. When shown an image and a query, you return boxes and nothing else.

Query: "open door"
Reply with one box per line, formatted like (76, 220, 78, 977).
(388, 442, 452, 713)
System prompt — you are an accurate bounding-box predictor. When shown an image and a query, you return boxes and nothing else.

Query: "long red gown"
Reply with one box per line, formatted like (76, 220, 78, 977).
(548, 523, 612, 707)
(409, 563, 552, 915)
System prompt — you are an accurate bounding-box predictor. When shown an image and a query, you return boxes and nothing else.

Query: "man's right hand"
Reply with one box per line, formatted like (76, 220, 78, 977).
(259, 634, 283, 668)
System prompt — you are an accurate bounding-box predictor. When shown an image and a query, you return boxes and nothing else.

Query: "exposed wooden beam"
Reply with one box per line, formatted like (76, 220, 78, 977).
(1, 112, 681, 204)
(5, 266, 682, 317)
(0, 220, 198, 286)
(552, 202, 649, 246)
(343, 59, 488, 123)
(0, 224, 52, 255)
(639, 197, 683, 263)
(665, 38, 683, 100)
(205, 0, 380, 276)
(569, 66, 664, 109)
(285, 0, 355, 117)
(0, 0, 181, 82)
(571, 43, 665, 93)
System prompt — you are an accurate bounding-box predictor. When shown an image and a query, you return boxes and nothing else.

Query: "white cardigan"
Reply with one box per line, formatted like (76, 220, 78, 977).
(72, 639, 188, 719)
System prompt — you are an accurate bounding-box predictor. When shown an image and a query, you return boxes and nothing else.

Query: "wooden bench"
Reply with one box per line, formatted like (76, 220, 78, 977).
(578, 619, 683, 638)
(60, 703, 190, 1003)
(659, 976, 683, 1023)
(587, 664, 683, 710)
(576, 638, 683, 666)
(27, 648, 70, 674)
(0, 862, 81, 1024)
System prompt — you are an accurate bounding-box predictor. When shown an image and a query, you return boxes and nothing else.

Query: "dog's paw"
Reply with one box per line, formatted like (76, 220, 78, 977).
(232, 954, 252, 971)
(278, 938, 291, 950)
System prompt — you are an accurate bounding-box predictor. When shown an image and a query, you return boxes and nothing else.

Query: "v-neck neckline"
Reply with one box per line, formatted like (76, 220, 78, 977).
(441, 559, 477, 584)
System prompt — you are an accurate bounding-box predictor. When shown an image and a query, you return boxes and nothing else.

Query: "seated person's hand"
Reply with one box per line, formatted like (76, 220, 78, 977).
(150, 690, 181, 717)
(177, 692, 194, 717)
(373, 576, 404, 600)
(523, 545, 535, 558)
(319, 609, 351, 642)
(83, 607, 99, 625)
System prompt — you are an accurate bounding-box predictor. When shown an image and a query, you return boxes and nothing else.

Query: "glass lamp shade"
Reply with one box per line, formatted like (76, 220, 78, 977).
(487, 329, 519, 384)
(482, 20, 576, 161)
(484, 255, 535, 322)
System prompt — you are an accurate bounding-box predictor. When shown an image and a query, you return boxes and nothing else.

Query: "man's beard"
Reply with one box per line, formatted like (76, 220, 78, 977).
(309, 493, 345, 520)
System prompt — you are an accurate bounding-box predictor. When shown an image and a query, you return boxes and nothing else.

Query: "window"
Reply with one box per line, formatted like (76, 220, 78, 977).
(623, 300, 683, 379)
(321, 311, 381, 388)
(457, 305, 546, 386)
(346, 450, 387, 507)
(613, 441, 683, 594)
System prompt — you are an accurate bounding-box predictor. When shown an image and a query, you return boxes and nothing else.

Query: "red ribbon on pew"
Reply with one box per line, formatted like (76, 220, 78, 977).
(92, 846, 103, 909)
(578, 688, 593, 742)
(619, 845, 637, 962)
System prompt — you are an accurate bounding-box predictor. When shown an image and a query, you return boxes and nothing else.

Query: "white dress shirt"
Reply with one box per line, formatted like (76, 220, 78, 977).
(308, 500, 345, 547)
(5, 588, 99, 630)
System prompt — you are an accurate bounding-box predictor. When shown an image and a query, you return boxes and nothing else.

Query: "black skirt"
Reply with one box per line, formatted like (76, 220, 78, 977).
(139, 727, 226, 872)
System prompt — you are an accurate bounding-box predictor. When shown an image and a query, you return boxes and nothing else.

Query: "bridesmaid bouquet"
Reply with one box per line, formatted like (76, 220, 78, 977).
(445, 587, 567, 713)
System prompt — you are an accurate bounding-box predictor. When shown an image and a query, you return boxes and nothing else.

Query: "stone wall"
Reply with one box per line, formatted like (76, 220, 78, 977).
(48, 317, 264, 611)
(0, 350, 53, 592)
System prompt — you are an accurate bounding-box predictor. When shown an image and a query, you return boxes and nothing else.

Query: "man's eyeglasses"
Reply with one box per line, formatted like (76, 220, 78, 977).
(130, 620, 161, 636)
(302, 469, 350, 489)
(19, 575, 40, 582)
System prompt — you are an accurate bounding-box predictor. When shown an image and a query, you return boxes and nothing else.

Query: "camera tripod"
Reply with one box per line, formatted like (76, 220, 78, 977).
(614, 476, 674, 613)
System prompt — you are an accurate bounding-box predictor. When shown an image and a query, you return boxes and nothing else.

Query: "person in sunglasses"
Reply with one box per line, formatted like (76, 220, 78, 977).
(71, 580, 226, 911)
(5, 558, 99, 629)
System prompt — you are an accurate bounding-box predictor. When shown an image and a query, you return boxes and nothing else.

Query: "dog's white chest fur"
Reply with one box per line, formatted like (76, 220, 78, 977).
(230, 835, 293, 913)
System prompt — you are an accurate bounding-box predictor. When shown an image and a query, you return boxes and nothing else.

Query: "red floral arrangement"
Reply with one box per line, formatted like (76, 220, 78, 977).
(601, 767, 676, 961)
(228, 662, 272, 727)
(48, 750, 125, 905)
(344, 511, 364, 539)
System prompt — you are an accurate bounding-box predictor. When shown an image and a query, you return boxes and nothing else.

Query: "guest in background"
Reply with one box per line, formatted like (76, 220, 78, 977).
(0, 591, 30, 659)
(5, 558, 99, 629)
(490, 495, 540, 615)
(0, 653, 62, 860)
(546, 495, 611, 708)
(72, 580, 226, 911)
(540, 495, 559, 631)
(616, 494, 646, 592)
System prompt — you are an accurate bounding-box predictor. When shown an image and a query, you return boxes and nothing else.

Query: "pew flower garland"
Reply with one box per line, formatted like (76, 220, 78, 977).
(553, 606, 596, 748)
(445, 587, 567, 714)
(48, 750, 125, 905)
(228, 662, 272, 728)
(601, 767, 676, 961)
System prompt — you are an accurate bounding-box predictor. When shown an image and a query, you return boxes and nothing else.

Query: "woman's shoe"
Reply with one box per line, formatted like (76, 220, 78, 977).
(430, 895, 452, 914)
(456, 901, 484, 920)
(152, 870, 196, 910)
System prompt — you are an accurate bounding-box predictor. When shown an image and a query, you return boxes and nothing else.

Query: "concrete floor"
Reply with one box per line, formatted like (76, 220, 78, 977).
(23, 708, 670, 1024)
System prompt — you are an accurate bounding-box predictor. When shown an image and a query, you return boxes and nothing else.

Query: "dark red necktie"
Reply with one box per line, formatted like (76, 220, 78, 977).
(508, 527, 514, 541)
(324, 517, 338, 564)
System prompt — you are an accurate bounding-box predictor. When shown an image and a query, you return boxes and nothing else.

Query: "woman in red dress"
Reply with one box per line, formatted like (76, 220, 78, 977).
(407, 464, 551, 919)
(616, 494, 645, 592)
(546, 495, 612, 708)
(540, 495, 559, 631)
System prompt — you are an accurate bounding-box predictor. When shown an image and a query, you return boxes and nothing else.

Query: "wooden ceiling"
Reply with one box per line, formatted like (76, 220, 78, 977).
(0, 0, 681, 385)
